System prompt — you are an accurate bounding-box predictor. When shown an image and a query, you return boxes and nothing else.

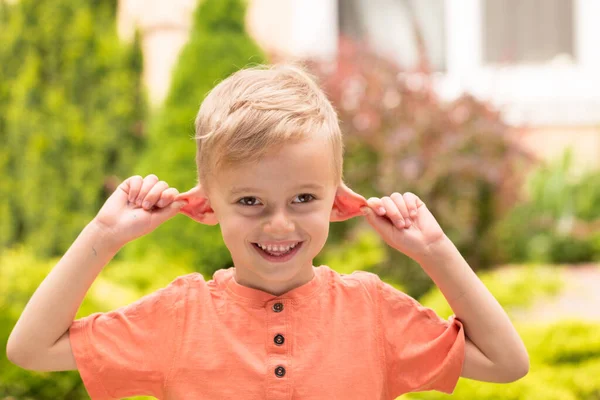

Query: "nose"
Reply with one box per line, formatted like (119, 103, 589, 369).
(263, 208, 295, 235)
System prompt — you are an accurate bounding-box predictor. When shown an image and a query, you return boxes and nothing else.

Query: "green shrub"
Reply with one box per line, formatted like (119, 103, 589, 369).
(528, 148, 600, 223)
(548, 235, 595, 264)
(401, 320, 600, 400)
(0, 0, 146, 258)
(573, 170, 600, 221)
(123, 0, 265, 277)
(403, 265, 600, 400)
(490, 149, 600, 264)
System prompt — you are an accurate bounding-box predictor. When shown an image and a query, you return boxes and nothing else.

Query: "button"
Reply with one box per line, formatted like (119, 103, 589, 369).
(272, 302, 284, 312)
(274, 334, 285, 346)
(274, 366, 286, 377)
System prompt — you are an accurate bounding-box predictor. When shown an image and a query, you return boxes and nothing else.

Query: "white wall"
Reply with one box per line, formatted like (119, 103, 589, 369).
(118, 0, 197, 107)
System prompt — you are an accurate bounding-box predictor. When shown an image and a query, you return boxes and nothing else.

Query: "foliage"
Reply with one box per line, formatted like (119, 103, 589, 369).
(525, 147, 600, 223)
(308, 38, 534, 297)
(0, 247, 190, 399)
(490, 149, 600, 264)
(401, 320, 600, 400)
(123, 0, 265, 276)
(573, 169, 600, 222)
(0, 0, 146, 258)
(318, 229, 386, 275)
(403, 262, 597, 400)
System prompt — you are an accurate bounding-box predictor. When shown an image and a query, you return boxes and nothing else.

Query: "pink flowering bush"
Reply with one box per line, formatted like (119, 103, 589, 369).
(307, 38, 535, 296)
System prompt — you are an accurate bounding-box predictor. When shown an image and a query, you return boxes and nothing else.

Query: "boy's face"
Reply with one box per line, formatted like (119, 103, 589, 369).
(179, 138, 366, 295)
(213, 138, 337, 290)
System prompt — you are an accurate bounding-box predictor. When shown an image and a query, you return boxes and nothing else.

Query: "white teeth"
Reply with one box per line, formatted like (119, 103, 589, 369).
(257, 242, 299, 252)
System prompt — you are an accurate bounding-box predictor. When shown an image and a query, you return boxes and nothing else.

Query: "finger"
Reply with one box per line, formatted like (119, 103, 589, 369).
(402, 192, 422, 218)
(366, 197, 386, 216)
(135, 174, 159, 207)
(390, 192, 411, 227)
(157, 187, 180, 208)
(381, 196, 405, 229)
(142, 180, 169, 210)
(126, 175, 143, 204)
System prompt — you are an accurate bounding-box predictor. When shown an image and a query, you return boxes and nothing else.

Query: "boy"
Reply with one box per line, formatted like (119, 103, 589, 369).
(7, 64, 529, 399)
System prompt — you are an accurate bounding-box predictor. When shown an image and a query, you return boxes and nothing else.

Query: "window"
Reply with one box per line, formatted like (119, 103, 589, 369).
(338, 0, 446, 71)
(482, 0, 575, 64)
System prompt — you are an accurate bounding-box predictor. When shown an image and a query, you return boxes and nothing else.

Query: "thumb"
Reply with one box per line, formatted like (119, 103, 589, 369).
(153, 200, 188, 221)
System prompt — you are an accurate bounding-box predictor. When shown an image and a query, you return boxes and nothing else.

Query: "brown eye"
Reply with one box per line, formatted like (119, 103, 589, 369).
(294, 194, 315, 203)
(238, 197, 261, 206)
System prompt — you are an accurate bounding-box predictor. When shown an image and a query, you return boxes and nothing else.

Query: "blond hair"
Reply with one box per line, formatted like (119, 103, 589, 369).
(194, 64, 343, 191)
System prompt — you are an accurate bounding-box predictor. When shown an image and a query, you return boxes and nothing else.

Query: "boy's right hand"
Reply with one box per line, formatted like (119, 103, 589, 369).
(93, 175, 187, 246)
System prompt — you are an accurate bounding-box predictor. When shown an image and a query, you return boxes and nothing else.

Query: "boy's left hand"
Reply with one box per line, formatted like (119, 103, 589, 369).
(361, 192, 446, 261)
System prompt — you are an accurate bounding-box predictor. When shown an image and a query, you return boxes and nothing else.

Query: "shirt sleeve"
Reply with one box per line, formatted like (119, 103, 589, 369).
(375, 276, 465, 397)
(68, 275, 189, 400)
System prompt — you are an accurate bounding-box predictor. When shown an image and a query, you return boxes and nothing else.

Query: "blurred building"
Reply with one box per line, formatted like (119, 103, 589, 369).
(117, 0, 198, 107)
(118, 0, 600, 172)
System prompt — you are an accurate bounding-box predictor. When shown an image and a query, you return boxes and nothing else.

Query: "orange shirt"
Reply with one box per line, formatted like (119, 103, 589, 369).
(69, 265, 465, 400)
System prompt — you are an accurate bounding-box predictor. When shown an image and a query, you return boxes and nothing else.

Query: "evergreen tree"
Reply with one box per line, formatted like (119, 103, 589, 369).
(0, 0, 146, 256)
(125, 0, 265, 275)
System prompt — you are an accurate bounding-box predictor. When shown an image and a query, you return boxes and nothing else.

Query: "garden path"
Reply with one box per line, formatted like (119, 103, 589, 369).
(511, 264, 600, 323)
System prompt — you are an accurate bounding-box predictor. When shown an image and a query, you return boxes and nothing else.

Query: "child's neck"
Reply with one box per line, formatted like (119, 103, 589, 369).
(233, 264, 316, 296)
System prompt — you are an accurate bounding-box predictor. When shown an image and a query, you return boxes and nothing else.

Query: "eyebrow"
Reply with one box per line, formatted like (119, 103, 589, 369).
(229, 183, 325, 195)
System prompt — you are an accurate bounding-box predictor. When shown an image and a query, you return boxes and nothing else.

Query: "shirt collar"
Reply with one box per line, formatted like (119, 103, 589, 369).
(214, 265, 325, 305)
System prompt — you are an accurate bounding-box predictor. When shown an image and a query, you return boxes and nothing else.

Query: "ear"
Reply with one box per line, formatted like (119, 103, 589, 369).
(330, 181, 368, 222)
(174, 185, 219, 226)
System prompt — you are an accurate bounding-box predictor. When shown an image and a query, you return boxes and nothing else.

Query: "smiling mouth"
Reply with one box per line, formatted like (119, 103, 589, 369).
(252, 241, 304, 261)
